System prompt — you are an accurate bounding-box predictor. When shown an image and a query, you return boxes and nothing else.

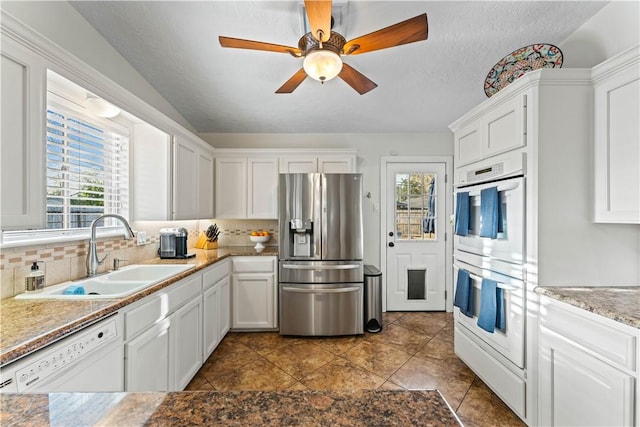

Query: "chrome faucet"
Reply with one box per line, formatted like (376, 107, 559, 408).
(86, 214, 135, 276)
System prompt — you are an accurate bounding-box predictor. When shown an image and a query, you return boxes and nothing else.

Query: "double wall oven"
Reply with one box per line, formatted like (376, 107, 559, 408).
(453, 158, 527, 419)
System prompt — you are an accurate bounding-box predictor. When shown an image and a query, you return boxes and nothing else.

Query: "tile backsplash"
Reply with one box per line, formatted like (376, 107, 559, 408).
(0, 219, 278, 299)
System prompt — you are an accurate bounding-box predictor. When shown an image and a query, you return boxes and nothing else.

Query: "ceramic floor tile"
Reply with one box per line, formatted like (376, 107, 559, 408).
(308, 335, 363, 355)
(456, 377, 526, 427)
(388, 354, 475, 409)
(365, 323, 431, 355)
(206, 358, 296, 391)
(417, 337, 457, 361)
(264, 340, 337, 380)
(342, 340, 412, 379)
(434, 321, 455, 343)
(300, 357, 386, 391)
(184, 373, 214, 391)
(201, 340, 263, 372)
(286, 381, 309, 391)
(236, 332, 302, 355)
(394, 312, 449, 337)
(382, 311, 406, 325)
(378, 380, 406, 391)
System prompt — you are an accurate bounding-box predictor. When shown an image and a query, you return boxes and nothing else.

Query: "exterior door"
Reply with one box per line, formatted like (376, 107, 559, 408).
(385, 162, 446, 311)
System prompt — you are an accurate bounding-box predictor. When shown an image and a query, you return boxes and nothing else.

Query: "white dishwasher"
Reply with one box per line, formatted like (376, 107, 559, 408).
(0, 314, 123, 393)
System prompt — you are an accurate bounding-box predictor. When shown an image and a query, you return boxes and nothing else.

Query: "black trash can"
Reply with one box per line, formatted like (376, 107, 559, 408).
(363, 265, 383, 333)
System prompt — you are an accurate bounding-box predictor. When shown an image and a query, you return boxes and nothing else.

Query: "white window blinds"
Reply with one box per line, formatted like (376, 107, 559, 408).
(46, 105, 129, 230)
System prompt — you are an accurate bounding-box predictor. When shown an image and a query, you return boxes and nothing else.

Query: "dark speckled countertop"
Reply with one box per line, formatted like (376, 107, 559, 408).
(0, 247, 278, 367)
(0, 390, 461, 426)
(535, 286, 640, 329)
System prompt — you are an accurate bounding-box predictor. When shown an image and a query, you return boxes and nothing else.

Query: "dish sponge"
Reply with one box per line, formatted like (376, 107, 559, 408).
(63, 285, 86, 295)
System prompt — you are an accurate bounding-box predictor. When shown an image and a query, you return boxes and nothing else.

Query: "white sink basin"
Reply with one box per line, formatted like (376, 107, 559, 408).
(16, 264, 196, 300)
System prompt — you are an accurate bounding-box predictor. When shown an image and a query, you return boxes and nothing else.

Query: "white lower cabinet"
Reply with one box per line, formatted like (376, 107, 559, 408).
(538, 296, 638, 426)
(125, 318, 171, 392)
(202, 259, 231, 359)
(171, 295, 203, 391)
(231, 256, 278, 330)
(124, 273, 203, 391)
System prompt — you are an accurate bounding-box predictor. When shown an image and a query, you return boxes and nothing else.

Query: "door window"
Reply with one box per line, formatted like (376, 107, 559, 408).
(395, 173, 437, 241)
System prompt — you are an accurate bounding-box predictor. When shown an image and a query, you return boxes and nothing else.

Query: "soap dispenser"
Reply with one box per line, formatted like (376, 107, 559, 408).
(25, 261, 45, 292)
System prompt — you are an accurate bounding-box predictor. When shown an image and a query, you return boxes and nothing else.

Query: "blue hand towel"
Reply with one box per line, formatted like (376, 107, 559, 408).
(454, 192, 470, 236)
(63, 285, 86, 295)
(479, 187, 501, 238)
(453, 269, 474, 317)
(477, 278, 505, 333)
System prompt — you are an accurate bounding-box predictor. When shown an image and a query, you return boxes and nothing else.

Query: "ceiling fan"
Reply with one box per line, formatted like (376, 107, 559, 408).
(219, 1, 428, 95)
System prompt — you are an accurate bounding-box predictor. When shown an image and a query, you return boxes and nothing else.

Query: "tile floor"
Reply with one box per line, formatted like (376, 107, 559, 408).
(186, 312, 525, 426)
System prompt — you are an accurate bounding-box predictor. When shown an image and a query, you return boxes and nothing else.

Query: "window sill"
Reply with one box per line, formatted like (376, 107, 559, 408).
(1, 228, 131, 249)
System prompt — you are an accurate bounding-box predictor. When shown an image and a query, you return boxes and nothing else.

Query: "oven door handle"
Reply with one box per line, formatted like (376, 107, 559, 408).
(453, 264, 518, 291)
(458, 181, 521, 197)
(281, 264, 361, 270)
(281, 286, 361, 294)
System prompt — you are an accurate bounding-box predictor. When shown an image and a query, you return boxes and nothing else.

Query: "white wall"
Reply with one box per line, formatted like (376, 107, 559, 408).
(200, 132, 454, 267)
(560, 1, 640, 68)
(0, 1, 196, 133)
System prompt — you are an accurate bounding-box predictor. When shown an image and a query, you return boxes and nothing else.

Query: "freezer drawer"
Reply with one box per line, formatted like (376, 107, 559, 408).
(279, 283, 363, 336)
(279, 260, 363, 284)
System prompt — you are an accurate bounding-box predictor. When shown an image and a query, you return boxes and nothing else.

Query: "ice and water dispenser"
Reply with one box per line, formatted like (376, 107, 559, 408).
(289, 219, 313, 258)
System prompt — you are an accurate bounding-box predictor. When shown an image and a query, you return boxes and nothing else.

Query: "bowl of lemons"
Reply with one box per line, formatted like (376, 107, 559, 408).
(249, 231, 270, 251)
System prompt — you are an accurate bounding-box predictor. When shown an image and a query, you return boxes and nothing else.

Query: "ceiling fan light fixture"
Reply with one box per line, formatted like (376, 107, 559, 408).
(303, 49, 343, 82)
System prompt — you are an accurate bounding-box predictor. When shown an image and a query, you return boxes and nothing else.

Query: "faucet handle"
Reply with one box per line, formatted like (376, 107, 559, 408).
(113, 258, 128, 270)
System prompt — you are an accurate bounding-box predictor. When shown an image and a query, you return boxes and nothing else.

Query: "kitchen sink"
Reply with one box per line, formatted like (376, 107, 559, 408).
(16, 264, 196, 300)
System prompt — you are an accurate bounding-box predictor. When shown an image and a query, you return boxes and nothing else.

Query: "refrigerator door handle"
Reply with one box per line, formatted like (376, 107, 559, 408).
(281, 286, 361, 293)
(281, 264, 361, 270)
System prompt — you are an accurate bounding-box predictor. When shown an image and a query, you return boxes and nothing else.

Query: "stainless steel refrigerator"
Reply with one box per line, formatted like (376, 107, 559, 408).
(278, 173, 364, 336)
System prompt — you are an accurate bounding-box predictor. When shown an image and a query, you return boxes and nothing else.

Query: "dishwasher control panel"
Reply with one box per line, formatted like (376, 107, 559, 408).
(8, 317, 118, 392)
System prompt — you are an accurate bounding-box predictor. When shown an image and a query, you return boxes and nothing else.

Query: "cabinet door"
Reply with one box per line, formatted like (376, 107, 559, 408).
(538, 326, 635, 426)
(482, 94, 526, 158)
(0, 37, 46, 229)
(218, 276, 231, 337)
(594, 65, 640, 223)
(454, 121, 483, 167)
(318, 156, 355, 173)
(125, 318, 171, 391)
(232, 273, 275, 329)
(248, 157, 279, 218)
(173, 136, 198, 220)
(171, 296, 203, 391)
(215, 157, 247, 218)
(197, 149, 214, 219)
(279, 157, 318, 173)
(202, 283, 220, 359)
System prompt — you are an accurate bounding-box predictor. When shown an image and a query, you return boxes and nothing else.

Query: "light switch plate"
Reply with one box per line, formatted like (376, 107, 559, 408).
(136, 231, 147, 246)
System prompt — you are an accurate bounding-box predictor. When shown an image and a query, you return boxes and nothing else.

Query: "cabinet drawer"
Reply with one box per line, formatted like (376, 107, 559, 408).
(233, 256, 275, 273)
(125, 295, 163, 340)
(540, 297, 637, 371)
(203, 260, 230, 290)
(166, 275, 202, 313)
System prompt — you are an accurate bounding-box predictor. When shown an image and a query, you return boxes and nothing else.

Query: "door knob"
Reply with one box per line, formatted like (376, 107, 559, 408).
(388, 242, 395, 247)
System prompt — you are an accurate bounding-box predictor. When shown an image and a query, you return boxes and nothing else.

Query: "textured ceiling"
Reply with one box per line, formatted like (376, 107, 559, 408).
(70, 1, 607, 133)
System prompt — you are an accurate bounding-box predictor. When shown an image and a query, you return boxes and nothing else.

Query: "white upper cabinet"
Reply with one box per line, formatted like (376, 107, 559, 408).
(279, 152, 356, 173)
(452, 93, 527, 168)
(215, 157, 247, 218)
(215, 156, 278, 219)
(593, 46, 640, 224)
(173, 133, 214, 220)
(0, 36, 46, 229)
(247, 158, 279, 219)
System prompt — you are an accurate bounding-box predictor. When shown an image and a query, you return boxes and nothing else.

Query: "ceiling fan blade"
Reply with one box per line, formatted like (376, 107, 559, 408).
(304, 0, 332, 42)
(276, 69, 308, 94)
(219, 36, 301, 56)
(343, 13, 428, 56)
(339, 63, 378, 95)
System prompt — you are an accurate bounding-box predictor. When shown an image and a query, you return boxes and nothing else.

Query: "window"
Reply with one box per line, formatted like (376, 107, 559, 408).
(45, 100, 129, 230)
(395, 173, 437, 240)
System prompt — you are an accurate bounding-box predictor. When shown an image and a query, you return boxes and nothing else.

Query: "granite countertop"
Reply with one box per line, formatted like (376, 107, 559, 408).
(534, 286, 640, 329)
(0, 246, 278, 367)
(0, 390, 461, 426)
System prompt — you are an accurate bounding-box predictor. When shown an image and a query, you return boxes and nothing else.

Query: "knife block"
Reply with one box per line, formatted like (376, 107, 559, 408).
(195, 232, 218, 249)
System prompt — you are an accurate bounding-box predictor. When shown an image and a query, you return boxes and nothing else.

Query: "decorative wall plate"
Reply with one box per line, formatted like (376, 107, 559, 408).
(484, 44, 563, 97)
